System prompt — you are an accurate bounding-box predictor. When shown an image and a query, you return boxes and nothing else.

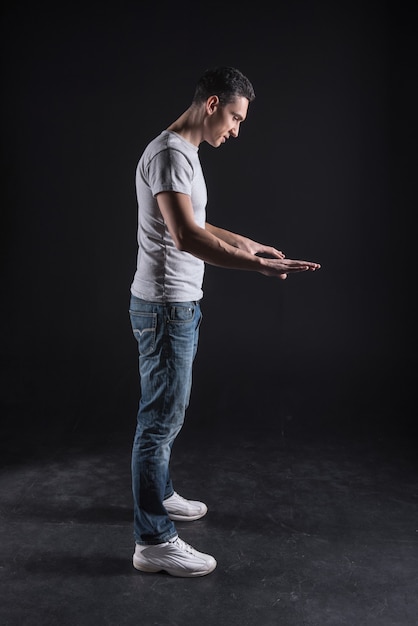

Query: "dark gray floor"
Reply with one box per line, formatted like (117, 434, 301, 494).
(1, 423, 417, 626)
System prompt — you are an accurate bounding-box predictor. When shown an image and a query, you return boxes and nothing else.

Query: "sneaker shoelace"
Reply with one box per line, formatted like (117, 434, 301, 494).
(171, 537, 197, 555)
(171, 492, 187, 504)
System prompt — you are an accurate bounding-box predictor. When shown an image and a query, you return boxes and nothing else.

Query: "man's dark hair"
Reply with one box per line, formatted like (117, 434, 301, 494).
(192, 66, 256, 106)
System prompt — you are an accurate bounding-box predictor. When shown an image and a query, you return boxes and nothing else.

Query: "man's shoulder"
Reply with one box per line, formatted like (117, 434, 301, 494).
(147, 131, 197, 155)
(142, 131, 166, 153)
(141, 132, 197, 170)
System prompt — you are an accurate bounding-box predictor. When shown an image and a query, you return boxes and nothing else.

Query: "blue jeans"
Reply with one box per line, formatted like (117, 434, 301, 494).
(129, 295, 202, 545)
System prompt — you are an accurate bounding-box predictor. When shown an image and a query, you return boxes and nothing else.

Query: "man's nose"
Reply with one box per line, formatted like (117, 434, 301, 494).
(230, 125, 239, 138)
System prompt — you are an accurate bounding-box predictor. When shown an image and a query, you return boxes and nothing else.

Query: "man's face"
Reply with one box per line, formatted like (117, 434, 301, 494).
(204, 96, 249, 147)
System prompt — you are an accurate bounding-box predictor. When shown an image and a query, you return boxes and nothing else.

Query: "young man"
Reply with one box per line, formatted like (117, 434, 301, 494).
(129, 66, 320, 578)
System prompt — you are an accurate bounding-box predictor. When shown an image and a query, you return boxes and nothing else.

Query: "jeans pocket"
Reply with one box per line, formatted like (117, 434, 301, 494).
(168, 304, 195, 323)
(129, 311, 157, 356)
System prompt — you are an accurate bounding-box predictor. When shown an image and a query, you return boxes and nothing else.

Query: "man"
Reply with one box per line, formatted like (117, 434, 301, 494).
(129, 66, 320, 578)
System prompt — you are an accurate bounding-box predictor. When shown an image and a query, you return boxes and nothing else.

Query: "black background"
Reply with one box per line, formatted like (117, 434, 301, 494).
(1, 1, 415, 458)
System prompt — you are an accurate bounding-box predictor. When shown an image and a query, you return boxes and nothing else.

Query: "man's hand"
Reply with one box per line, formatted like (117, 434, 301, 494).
(238, 239, 320, 280)
(241, 240, 285, 259)
(259, 257, 320, 280)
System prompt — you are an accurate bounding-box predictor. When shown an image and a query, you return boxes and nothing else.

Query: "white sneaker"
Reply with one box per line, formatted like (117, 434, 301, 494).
(163, 491, 208, 521)
(133, 537, 217, 577)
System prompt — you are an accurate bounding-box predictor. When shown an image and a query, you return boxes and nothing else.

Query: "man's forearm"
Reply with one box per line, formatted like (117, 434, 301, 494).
(205, 222, 253, 252)
(182, 224, 263, 271)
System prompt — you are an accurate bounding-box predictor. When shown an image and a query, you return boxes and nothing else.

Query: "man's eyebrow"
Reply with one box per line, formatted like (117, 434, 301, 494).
(232, 112, 245, 121)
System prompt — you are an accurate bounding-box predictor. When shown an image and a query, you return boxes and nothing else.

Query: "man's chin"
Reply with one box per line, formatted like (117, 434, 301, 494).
(207, 137, 224, 148)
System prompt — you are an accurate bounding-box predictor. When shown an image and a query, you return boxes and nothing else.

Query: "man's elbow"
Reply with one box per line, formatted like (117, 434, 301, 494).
(170, 231, 186, 252)
(172, 229, 196, 253)
(175, 239, 188, 252)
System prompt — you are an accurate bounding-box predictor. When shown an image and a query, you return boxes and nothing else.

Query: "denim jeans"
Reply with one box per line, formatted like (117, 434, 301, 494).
(129, 295, 202, 545)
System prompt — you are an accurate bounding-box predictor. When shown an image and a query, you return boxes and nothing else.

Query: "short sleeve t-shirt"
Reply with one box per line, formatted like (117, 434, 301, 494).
(131, 130, 207, 302)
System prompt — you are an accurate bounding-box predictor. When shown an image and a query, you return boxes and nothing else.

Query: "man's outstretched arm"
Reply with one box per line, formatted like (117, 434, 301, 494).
(156, 191, 320, 279)
(205, 222, 285, 260)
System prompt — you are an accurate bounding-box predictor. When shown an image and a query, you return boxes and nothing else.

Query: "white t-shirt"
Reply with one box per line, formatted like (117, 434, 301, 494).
(131, 130, 207, 302)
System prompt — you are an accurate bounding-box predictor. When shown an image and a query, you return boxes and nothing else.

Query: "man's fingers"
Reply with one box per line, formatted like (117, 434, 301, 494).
(287, 260, 320, 270)
(263, 257, 320, 278)
(284, 261, 320, 273)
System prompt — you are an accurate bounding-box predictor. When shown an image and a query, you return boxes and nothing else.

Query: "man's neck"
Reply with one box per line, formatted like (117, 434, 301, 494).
(167, 105, 204, 147)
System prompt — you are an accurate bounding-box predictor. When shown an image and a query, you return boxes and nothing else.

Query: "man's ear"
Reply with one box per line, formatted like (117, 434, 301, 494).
(206, 95, 220, 115)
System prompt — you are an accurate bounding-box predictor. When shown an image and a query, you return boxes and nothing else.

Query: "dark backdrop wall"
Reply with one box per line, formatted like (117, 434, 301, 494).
(1, 1, 415, 458)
